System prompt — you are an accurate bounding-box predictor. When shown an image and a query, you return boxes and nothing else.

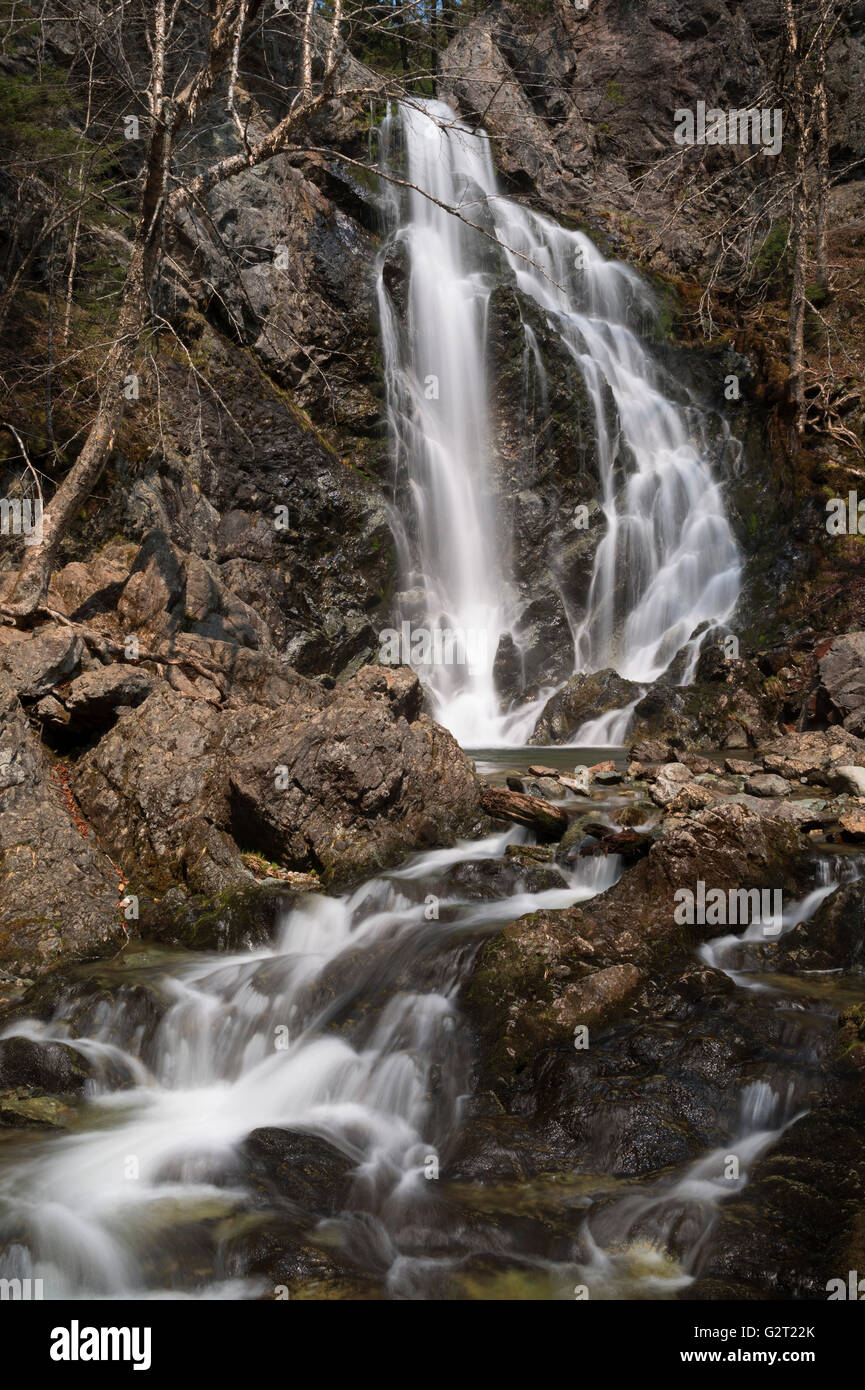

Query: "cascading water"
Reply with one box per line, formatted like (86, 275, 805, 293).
(0, 836, 620, 1299)
(377, 99, 742, 746)
(376, 101, 533, 747)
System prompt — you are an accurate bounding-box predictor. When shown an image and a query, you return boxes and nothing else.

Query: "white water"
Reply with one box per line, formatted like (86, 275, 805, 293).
(0, 836, 620, 1299)
(377, 99, 742, 747)
(700, 856, 865, 988)
(576, 1079, 802, 1298)
(570, 860, 860, 1297)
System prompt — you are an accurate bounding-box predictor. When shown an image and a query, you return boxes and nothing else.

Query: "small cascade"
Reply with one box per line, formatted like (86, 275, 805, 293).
(0, 835, 620, 1299)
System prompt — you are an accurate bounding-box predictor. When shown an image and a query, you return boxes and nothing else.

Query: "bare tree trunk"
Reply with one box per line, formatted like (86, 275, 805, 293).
(62, 49, 96, 348)
(1, 0, 173, 621)
(785, 0, 808, 441)
(430, 0, 439, 86)
(814, 2, 830, 292)
(1, 244, 147, 619)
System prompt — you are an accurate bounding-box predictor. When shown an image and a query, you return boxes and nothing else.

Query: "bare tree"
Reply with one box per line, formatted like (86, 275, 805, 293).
(785, 0, 809, 437)
(0, 0, 376, 620)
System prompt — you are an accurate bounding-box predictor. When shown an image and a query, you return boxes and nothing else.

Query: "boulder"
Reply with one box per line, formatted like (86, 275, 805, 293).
(827, 765, 865, 797)
(0, 1035, 93, 1094)
(770, 880, 865, 972)
(463, 801, 806, 1094)
(761, 728, 865, 781)
(241, 1127, 354, 1216)
(72, 665, 481, 892)
(529, 670, 643, 744)
(725, 758, 763, 776)
(629, 738, 676, 763)
(745, 773, 791, 798)
(818, 632, 865, 735)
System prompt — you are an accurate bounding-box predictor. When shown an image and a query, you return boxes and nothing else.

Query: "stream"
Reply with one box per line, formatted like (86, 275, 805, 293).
(0, 747, 859, 1301)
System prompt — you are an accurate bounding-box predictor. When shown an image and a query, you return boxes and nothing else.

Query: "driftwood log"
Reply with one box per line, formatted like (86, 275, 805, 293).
(479, 786, 569, 840)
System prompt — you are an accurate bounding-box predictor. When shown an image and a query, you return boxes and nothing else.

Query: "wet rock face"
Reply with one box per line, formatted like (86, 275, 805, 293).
(686, 1103, 865, 1300)
(462, 801, 806, 1097)
(241, 1127, 354, 1216)
(771, 882, 865, 974)
(72, 323, 396, 684)
(530, 670, 642, 744)
(0, 1035, 92, 1095)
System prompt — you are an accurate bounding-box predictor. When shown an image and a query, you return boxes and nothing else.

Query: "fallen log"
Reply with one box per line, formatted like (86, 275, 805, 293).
(480, 785, 569, 840)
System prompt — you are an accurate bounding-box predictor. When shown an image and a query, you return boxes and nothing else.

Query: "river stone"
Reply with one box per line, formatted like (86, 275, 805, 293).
(762, 753, 811, 780)
(629, 738, 675, 764)
(657, 762, 693, 783)
(559, 774, 591, 796)
(0, 1035, 93, 1094)
(665, 782, 716, 814)
(745, 773, 791, 798)
(524, 776, 565, 799)
(241, 1127, 354, 1215)
(0, 1092, 77, 1129)
(593, 769, 623, 786)
(725, 758, 762, 776)
(504, 844, 555, 865)
(827, 765, 865, 797)
(649, 777, 682, 808)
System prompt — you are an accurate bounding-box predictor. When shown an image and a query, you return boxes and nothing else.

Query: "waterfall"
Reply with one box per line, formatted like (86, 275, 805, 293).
(376, 101, 538, 747)
(377, 99, 742, 746)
